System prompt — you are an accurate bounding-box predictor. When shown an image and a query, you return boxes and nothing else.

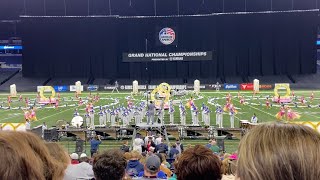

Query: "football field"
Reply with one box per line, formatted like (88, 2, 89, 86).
(0, 90, 319, 127)
(0, 89, 319, 153)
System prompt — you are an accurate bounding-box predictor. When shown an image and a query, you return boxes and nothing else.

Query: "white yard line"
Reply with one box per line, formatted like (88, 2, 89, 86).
(217, 92, 276, 121)
(294, 109, 320, 120)
(38, 107, 75, 122)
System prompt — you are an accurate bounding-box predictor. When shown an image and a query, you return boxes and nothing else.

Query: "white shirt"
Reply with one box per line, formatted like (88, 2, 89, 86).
(25, 121, 31, 130)
(251, 116, 258, 123)
(64, 162, 94, 180)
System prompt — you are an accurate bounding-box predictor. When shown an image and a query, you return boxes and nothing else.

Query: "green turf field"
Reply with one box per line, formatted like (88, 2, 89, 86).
(0, 89, 319, 153)
(0, 90, 319, 127)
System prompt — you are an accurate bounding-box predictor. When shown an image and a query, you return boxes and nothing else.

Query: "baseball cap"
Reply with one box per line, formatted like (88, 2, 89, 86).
(80, 153, 87, 158)
(145, 155, 160, 173)
(70, 153, 79, 160)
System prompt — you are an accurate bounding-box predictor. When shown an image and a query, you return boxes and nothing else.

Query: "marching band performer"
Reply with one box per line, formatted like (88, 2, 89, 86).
(266, 97, 270, 109)
(276, 106, 286, 120)
(110, 110, 116, 126)
(23, 109, 30, 121)
(85, 113, 90, 128)
(73, 109, 79, 117)
(106, 108, 111, 123)
(201, 103, 206, 122)
(98, 110, 104, 126)
(169, 102, 175, 124)
(286, 107, 300, 121)
(89, 109, 95, 129)
(192, 105, 199, 126)
(134, 108, 141, 124)
(218, 106, 223, 128)
(240, 96, 245, 105)
(229, 107, 235, 128)
(310, 91, 314, 101)
(29, 107, 37, 121)
(180, 107, 186, 126)
(102, 107, 107, 125)
(204, 106, 211, 126)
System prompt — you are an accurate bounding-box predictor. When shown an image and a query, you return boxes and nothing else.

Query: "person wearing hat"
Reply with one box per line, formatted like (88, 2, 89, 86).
(64, 153, 95, 180)
(137, 155, 161, 180)
(70, 153, 79, 165)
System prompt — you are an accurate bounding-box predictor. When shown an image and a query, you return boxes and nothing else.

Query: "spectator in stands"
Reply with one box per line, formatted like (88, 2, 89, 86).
(0, 131, 66, 180)
(64, 153, 94, 180)
(120, 140, 130, 153)
(236, 123, 320, 180)
(155, 153, 172, 178)
(169, 144, 180, 159)
(137, 155, 161, 180)
(133, 134, 144, 153)
(70, 153, 79, 164)
(146, 136, 156, 152)
(90, 135, 101, 157)
(175, 139, 184, 154)
(155, 138, 168, 154)
(210, 138, 220, 154)
(126, 150, 144, 177)
(45, 142, 70, 168)
(93, 150, 127, 180)
(174, 145, 222, 180)
(155, 135, 162, 145)
(205, 139, 212, 148)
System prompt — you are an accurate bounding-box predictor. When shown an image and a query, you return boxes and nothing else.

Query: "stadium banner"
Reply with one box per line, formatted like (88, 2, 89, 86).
(37, 86, 54, 92)
(70, 85, 84, 92)
(122, 51, 212, 62)
(53, 86, 68, 92)
(87, 85, 99, 91)
(223, 84, 239, 90)
(103, 84, 206, 90)
(240, 83, 254, 91)
(259, 84, 273, 90)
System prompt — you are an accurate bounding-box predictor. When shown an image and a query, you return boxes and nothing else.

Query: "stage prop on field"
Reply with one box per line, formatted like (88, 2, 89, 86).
(273, 83, 292, 103)
(253, 79, 259, 93)
(75, 81, 82, 95)
(151, 83, 171, 109)
(39, 86, 57, 104)
(0, 123, 26, 131)
(194, 80, 200, 95)
(10, 84, 17, 97)
(132, 80, 138, 95)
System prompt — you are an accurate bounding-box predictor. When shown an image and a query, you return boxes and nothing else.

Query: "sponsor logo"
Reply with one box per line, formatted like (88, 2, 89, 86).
(159, 27, 176, 45)
(54, 86, 68, 92)
(240, 83, 254, 90)
(223, 84, 239, 90)
(87, 85, 99, 91)
(259, 84, 273, 89)
(70, 85, 83, 92)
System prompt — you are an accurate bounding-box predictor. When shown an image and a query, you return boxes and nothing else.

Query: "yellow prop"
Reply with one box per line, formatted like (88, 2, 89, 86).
(40, 86, 56, 100)
(274, 83, 291, 97)
(151, 83, 171, 103)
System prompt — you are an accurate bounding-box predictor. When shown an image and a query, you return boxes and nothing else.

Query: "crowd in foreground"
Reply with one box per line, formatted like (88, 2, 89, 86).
(0, 122, 319, 180)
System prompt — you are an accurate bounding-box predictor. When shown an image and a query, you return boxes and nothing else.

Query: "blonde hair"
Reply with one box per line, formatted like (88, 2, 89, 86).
(0, 131, 66, 180)
(237, 123, 320, 180)
(45, 142, 70, 168)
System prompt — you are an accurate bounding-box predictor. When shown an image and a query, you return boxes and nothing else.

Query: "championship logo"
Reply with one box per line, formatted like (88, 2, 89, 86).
(159, 27, 176, 45)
